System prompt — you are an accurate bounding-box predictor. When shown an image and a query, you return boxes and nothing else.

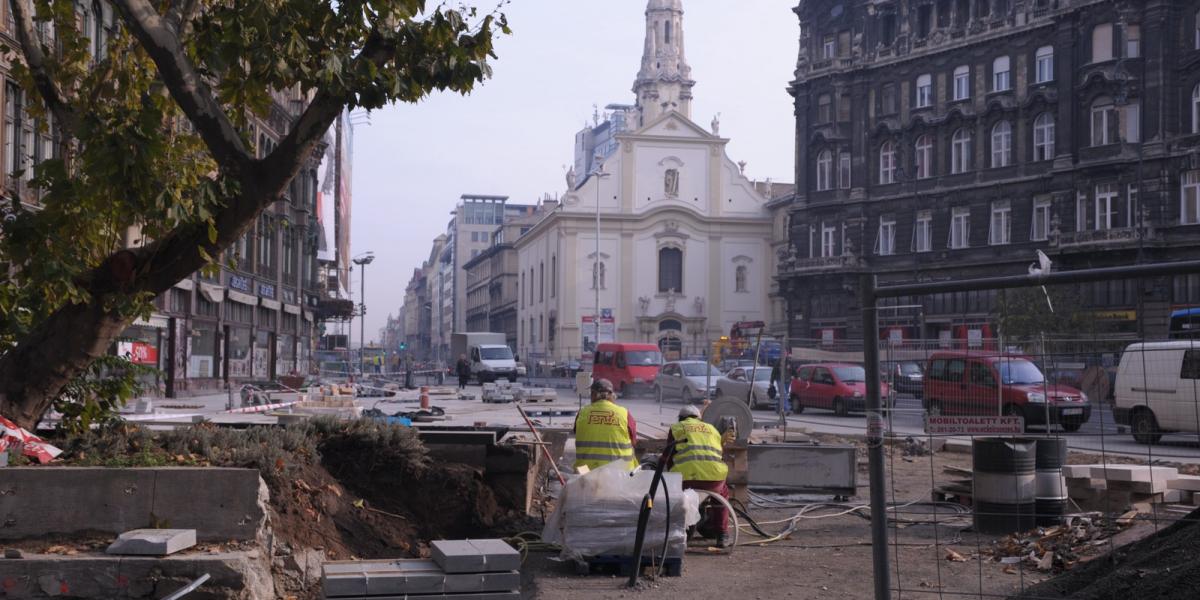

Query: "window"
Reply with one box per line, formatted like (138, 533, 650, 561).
(530, 268, 535, 303)
(1095, 184, 1119, 231)
(838, 30, 851, 57)
(915, 74, 932, 108)
(917, 4, 933, 37)
(539, 262, 544, 302)
(257, 217, 275, 271)
(992, 56, 1011, 92)
(1076, 191, 1089, 231)
(1196, 10, 1200, 50)
(658, 247, 683, 293)
(816, 150, 833, 191)
(878, 141, 896, 185)
(818, 94, 832, 123)
(1127, 184, 1139, 228)
(591, 261, 606, 290)
(1181, 350, 1200, 380)
(4, 81, 19, 180)
(1183, 171, 1200, 225)
(990, 121, 1012, 168)
(915, 135, 933, 179)
(1124, 24, 1140, 58)
(821, 223, 837, 257)
(937, 0, 951, 28)
(915, 211, 933, 252)
(1121, 101, 1140, 143)
(881, 84, 897, 114)
(877, 218, 896, 256)
(1033, 113, 1055, 161)
(735, 265, 747, 292)
(975, 0, 990, 18)
(551, 256, 556, 298)
(837, 93, 851, 122)
(953, 65, 970, 101)
(951, 128, 972, 174)
(1035, 46, 1054, 83)
(950, 207, 970, 249)
(1031, 198, 1052, 241)
(1193, 84, 1200, 134)
(823, 35, 836, 59)
(1092, 23, 1113, 63)
(990, 200, 1011, 245)
(520, 272, 525, 307)
(838, 151, 852, 189)
(1091, 98, 1115, 146)
(955, 0, 969, 27)
(881, 13, 897, 45)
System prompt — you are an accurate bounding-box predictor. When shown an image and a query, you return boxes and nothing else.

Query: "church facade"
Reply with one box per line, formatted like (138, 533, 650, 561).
(514, 0, 776, 362)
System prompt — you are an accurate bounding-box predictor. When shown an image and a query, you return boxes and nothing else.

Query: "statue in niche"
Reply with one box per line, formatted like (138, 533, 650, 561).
(664, 168, 680, 198)
(665, 289, 677, 313)
(694, 296, 705, 315)
(638, 296, 651, 315)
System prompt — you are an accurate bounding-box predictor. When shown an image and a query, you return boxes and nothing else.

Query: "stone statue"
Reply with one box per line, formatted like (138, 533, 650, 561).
(710, 113, 720, 135)
(694, 296, 705, 315)
(565, 165, 576, 190)
(664, 168, 680, 198)
(737, 160, 747, 175)
(665, 289, 677, 313)
(638, 296, 651, 315)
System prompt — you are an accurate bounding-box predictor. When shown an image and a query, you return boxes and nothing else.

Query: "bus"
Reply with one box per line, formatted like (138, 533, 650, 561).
(1169, 308, 1200, 339)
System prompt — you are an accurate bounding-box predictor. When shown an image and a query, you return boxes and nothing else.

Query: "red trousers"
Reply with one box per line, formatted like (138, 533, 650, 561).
(683, 480, 730, 536)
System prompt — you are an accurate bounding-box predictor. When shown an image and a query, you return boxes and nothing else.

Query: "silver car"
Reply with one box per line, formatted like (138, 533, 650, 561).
(654, 361, 723, 404)
(715, 366, 775, 409)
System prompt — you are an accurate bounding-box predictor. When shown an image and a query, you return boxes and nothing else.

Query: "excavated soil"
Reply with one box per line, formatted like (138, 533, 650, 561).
(1011, 508, 1200, 600)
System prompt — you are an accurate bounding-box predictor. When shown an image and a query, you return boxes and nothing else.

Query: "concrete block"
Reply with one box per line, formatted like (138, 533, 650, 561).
(106, 529, 196, 556)
(0, 551, 274, 599)
(333, 594, 520, 600)
(1164, 489, 1184, 504)
(943, 439, 972, 454)
(1062, 464, 1101, 478)
(1099, 465, 1179, 483)
(431, 539, 520, 574)
(1168, 475, 1200, 491)
(1108, 479, 1169, 494)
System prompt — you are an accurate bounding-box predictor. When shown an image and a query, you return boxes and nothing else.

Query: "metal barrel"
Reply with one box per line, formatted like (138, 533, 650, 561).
(1034, 438, 1069, 526)
(973, 438, 1037, 535)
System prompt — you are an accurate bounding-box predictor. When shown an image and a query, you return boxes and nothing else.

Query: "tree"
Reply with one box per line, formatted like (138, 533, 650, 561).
(0, 0, 507, 429)
(993, 285, 1114, 343)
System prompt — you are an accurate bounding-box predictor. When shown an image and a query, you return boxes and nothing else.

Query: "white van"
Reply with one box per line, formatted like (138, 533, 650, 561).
(1114, 341, 1200, 444)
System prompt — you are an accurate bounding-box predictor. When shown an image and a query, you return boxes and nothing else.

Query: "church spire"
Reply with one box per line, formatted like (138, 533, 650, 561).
(633, 0, 693, 128)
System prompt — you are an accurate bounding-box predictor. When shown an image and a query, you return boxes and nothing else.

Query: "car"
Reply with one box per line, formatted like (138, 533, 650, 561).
(922, 351, 1091, 432)
(592, 342, 663, 397)
(882, 360, 924, 396)
(714, 366, 775, 409)
(790, 363, 890, 417)
(719, 359, 757, 374)
(1113, 341, 1200, 445)
(654, 360, 723, 404)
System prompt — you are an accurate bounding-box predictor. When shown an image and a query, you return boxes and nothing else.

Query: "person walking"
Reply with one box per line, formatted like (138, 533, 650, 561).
(455, 354, 471, 390)
(573, 378, 638, 471)
(666, 405, 731, 547)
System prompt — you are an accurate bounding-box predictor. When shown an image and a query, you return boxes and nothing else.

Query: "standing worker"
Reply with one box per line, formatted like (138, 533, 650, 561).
(455, 354, 471, 390)
(573, 378, 638, 471)
(667, 405, 731, 548)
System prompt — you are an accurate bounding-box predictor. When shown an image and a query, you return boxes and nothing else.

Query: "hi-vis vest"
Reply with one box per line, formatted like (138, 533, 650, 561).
(574, 400, 637, 471)
(670, 418, 729, 482)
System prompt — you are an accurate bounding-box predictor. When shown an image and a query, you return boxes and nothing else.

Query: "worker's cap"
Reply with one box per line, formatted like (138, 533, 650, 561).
(678, 405, 701, 420)
(590, 378, 614, 393)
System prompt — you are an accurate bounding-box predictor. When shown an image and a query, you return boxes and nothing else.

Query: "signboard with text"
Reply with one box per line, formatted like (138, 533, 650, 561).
(580, 312, 615, 353)
(924, 415, 1024, 436)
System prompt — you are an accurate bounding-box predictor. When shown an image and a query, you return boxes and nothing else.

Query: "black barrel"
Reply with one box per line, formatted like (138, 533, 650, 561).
(973, 438, 1037, 535)
(1034, 438, 1069, 526)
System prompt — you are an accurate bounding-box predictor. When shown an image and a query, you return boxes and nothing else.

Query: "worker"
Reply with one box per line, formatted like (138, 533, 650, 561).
(573, 378, 638, 471)
(667, 405, 731, 548)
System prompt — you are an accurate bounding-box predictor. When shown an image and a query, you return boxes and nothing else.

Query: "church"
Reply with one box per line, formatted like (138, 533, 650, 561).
(514, 0, 777, 362)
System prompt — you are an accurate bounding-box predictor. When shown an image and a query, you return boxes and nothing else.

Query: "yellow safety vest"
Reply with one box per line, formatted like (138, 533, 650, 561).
(670, 418, 729, 482)
(574, 400, 637, 471)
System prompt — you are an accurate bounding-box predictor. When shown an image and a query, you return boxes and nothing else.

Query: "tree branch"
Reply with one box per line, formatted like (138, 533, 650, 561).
(109, 0, 251, 172)
(164, 0, 200, 37)
(8, 0, 75, 131)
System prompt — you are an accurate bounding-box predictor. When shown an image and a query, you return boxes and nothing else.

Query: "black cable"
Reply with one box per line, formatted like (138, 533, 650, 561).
(658, 473, 670, 577)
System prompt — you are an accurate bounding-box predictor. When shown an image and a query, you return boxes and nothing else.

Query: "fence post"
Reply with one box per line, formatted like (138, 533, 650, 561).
(859, 273, 891, 600)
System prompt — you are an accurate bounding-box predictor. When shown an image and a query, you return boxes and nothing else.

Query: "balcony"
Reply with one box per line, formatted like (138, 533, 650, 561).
(781, 254, 865, 275)
(1055, 227, 1156, 251)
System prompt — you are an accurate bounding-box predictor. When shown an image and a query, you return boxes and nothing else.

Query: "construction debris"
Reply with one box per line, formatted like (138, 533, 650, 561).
(481, 381, 556, 404)
(982, 513, 1136, 574)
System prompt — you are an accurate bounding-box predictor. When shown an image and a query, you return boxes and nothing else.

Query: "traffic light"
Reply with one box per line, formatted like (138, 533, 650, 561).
(399, 341, 407, 351)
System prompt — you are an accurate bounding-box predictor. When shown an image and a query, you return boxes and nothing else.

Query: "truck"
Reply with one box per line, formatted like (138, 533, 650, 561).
(450, 332, 519, 383)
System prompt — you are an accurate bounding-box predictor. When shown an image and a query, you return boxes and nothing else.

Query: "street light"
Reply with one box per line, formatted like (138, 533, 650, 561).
(592, 161, 611, 356)
(353, 251, 375, 377)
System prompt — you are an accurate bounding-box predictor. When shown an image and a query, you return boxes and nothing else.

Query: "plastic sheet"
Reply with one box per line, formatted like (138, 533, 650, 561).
(543, 460, 700, 560)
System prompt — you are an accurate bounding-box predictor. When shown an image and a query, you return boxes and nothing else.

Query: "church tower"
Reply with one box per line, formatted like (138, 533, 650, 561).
(632, 0, 694, 128)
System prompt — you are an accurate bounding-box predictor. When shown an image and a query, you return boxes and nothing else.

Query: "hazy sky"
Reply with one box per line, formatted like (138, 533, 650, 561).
(350, 1, 799, 344)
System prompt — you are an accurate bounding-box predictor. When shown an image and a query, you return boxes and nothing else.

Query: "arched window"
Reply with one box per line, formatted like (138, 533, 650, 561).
(658, 247, 683, 293)
(990, 121, 1012, 168)
(1192, 83, 1200, 134)
(915, 74, 932, 108)
(878, 141, 896, 184)
(816, 150, 833, 191)
(951, 128, 972, 174)
(915, 135, 933, 179)
(953, 65, 970, 101)
(1034, 113, 1056, 161)
(992, 56, 1011, 91)
(735, 265, 747, 292)
(1035, 46, 1054, 83)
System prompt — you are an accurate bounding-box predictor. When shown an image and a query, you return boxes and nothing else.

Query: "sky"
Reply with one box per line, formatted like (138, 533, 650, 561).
(349, 1, 799, 344)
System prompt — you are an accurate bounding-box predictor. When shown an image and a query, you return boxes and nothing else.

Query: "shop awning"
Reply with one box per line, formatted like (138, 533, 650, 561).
(173, 278, 195, 291)
(199, 283, 225, 304)
(303, 310, 314, 321)
(228, 290, 257, 306)
(261, 298, 282, 310)
(284, 304, 301, 315)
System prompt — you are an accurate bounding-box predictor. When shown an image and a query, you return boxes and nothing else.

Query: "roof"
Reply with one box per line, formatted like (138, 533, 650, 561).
(1124, 341, 1200, 351)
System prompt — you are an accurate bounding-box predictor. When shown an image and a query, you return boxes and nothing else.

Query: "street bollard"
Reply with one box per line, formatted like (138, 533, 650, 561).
(420, 386, 430, 409)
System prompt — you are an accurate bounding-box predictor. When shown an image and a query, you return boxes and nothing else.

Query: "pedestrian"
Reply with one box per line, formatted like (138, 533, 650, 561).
(455, 353, 471, 389)
(666, 405, 731, 548)
(573, 378, 638, 472)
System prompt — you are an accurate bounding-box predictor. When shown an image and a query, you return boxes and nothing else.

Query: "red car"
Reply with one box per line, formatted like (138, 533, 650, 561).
(592, 342, 663, 397)
(922, 351, 1091, 432)
(790, 363, 890, 417)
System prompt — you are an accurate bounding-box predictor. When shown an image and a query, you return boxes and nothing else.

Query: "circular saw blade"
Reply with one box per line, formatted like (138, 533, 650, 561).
(702, 397, 754, 445)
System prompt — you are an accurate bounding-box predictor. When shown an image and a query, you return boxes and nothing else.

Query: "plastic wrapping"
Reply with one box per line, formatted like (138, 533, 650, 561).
(543, 460, 700, 560)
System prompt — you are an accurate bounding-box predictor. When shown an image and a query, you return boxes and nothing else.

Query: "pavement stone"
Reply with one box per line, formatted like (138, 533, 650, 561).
(106, 529, 197, 556)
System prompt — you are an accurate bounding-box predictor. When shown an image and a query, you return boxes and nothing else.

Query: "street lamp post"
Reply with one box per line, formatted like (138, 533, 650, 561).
(353, 252, 375, 377)
(593, 162, 611, 355)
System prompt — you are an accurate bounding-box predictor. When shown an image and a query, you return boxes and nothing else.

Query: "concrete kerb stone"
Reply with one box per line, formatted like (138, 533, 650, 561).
(430, 539, 520, 574)
(0, 551, 274, 599)
(106, 529, 197, 556)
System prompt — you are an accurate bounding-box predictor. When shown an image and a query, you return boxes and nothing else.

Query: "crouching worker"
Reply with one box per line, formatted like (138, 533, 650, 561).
(573, 378, 638, 471)
(667, 405, 731, 548)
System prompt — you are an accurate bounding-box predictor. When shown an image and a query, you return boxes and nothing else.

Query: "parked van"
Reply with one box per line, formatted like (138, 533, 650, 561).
(1113, 341, 1200, 444)
(923, 351, 1091, 432)
(592, 342, 663, 397)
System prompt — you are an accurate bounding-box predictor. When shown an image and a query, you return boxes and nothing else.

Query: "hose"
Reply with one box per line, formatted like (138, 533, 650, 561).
(691, 489, 740, 552)
(503, 531, 560, 564)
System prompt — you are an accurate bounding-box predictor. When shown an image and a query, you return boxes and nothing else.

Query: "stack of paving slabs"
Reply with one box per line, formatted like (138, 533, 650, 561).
(1062, 465, 1193, 512)
(322, 539, 520, 600)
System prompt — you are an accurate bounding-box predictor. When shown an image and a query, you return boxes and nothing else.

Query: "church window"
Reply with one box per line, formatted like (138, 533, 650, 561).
(735, 265, 748, 293)
(665, 20, 672, 45)
(658, 247, 683, 293)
